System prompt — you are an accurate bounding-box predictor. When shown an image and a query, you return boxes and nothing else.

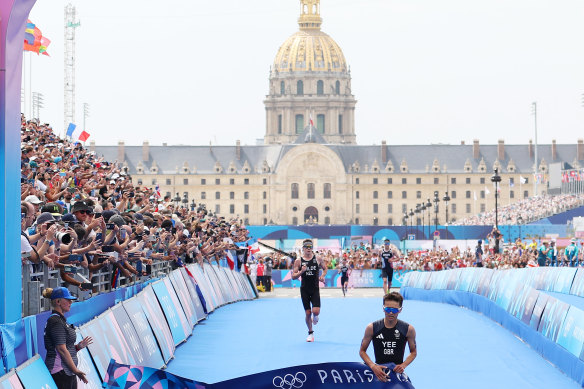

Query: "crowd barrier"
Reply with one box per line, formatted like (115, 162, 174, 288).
(269, 269, 411, 288)
(0, 264, 256, 388)
(401, 267, 584, 385)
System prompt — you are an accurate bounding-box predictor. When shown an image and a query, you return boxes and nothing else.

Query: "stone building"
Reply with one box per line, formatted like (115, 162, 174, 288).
(93, 0, 584, 226)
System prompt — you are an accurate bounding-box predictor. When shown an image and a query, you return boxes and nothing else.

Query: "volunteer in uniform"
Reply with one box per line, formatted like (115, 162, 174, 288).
(291, 239, 328, 342)
(359, 291, 417, 382)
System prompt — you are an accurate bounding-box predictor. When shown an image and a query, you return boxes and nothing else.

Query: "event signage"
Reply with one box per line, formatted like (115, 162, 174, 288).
(14, 355, 57, 389)
(135, 285, 175, 363)
(151, 280, 190, 346)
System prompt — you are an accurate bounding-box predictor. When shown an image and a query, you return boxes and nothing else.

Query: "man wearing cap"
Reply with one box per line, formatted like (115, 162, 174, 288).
(25, 194, 43, 214)
(565, 239, 579, 267)
(380, 238, 398, 294)
(291, 239, 328, 342)
(537, 241, 550, 267)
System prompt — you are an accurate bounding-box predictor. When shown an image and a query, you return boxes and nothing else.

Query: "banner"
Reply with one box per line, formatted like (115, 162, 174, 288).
(168, 270, 198, 326)
(15, 355, 56, 389)
(135, 286, 175, 364)
(179, 267, 207, 320)
(556, 306, 584, 359)
(538, 297, 570, 342)
(0, 370, 23, 389)
(151, 279, 190, 345)
(75, 332, 103, 389)
(104, 360, 416, 389)
(110, 305, 151, 367)
(270, 270, 410, 288)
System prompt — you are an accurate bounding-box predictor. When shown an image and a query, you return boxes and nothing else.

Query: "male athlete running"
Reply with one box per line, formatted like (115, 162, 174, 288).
(292, 238, 328, 342)
(380, 237, 398, 293)
(337, 258, 351, 297)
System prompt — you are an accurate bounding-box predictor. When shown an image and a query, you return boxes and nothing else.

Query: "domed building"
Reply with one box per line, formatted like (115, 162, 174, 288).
(264, 0, 357, 144)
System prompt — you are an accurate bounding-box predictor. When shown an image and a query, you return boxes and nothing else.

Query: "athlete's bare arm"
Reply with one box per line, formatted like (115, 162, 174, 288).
(291, 258, 306, 280)
(394, 325, 417, 374)
(317, 254, 327, 282)
(359, 323, 388, 382)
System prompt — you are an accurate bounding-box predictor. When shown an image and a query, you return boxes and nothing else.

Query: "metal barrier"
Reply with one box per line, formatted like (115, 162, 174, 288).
(21, 259, 174, 317)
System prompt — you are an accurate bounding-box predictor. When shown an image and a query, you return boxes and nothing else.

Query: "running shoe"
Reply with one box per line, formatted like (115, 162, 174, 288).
(312, 315, 319, 325)
(306, 333, 314, 342)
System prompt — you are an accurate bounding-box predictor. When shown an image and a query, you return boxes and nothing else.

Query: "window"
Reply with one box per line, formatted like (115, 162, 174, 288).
(292, 217, 298, 225)
(263, 178, 267, 185)
(229, 178, 235, 185)
(263, 204, 267, 214)
(373, 178, 378, 184)
(230, 192, 235, 199)
(402, 178, 407, 184)
(466, 178, 471, 184)
(215, 204, 220, 214)
(201, 178, 206, 185)
(166, 178, 171, 185)
(263, 218, 268, 225)
(451, 191, 456, 199)
(317, 114, 325, 134)
(297, 80, 304, 96)
(451, 177, 456, 184)
(295, 114, 304, 133)
(509, 177, 514, 186)
(151, 179, 157, 185)
(230, 204, 235, 214)
(466, 204, 471, 213)
(183, 178, 188, 185)
(307, 183, 315, 199)
(416, 178, 421, 184)
(451, 204, 456, 214)
(278, 115, 282, 134)
(480, 178, 485, 184)
(373, 204, 378, 213)
(215, 178, 220, 185)
(373, 218, 379, 226)
(388, 204, 393, 213)
(280, 81, 285, 95)
(244, 178, 249, 185)
(215, 191, 220, 200)
(201, 192, 206, 200)
(356, 204, 360, 213)
(466, 191, 471, 199)
(355, 191, 360, 199)
(137, 179, 143, 185)
(480, 204, 486, 212)
(317, 80, 324, 95)
(524, 190, 529, 198)
(338, 115, 343, 134)
(402, 204, 407, 213)
(244, 192, 249, 200)
(433, 178, 439, 184)
(416, 191, 421, 199)
(263, 191, 267, 199)
(355, 178, 360, 184)
(510, 190, 514, 199)
(324, 216, 330, 224)
(335, 80, 340, 95)
(524, 177, 529, 184)
(401, 191, 407, 199)
(387, 191, 393, 199)
(291, 183, 299, 199)
(480, 191, 485, 199)
(387, 178, 393, 184)
(355, 218, 360, 224)
(244, 204, 249, 214)
(373, 191, 378, 199)
(324, 183, 331, 199)
(388, 218, 393, 225)
(244, 218, 249, 225)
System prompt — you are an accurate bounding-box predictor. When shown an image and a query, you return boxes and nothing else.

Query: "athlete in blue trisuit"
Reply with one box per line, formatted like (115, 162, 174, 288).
(291, 238, 328, 342)
(565, 238, 580, 267)
(337, 258, 351, 297)
(359, 291, 417, 382)
(380, 237, 399, 294)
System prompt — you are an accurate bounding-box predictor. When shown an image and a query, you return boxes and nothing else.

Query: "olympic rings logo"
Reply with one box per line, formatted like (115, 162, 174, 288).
(272, 372, 307, 389)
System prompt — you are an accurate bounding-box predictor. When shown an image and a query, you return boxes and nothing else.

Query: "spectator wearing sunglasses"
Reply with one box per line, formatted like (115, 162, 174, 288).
(359, 292, 417, 382)
(291, 238, 328, 342)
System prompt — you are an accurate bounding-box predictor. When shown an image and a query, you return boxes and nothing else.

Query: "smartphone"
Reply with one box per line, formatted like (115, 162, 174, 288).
(68, 254, 83, 262)
(59, 172, 67, 177)
(64, 265, 77, 273)
(106, 223, 115, 230)
(96, 255, 108, 264)
(95, 232, 103, 243)
(102, 245, 114, 253)
(120, 229, 126, 239)
(67, 188, 76, 193)
(94, 212, 102, 218)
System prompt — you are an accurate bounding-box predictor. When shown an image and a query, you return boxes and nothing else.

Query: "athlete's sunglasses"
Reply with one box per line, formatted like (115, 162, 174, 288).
(303, 244, 313, 249)
(383, 307, 401, 314)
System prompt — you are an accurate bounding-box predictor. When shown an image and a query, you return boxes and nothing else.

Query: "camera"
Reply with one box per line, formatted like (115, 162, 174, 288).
(94, 212, 102, 218)
(56, 231, 72, 244)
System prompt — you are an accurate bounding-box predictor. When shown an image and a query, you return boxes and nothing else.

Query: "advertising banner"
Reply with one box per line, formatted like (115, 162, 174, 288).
(135, 286, 175, 363)
(551, 268, 577, 294)
(570, 268, 584, 297)
(14, 355, 57, 389)
(538, 297, 570, 342)
(179, 267, 207, 321)
(110, 305, 151, 367)
(476, 269, 494, 297)
(520, 289, 541, 325)
(169, 270, 198, 327)
(104, 360, 416, 389)
(75, 332, 104, 389)
(151, 280, 190, 346)
(189, 265, 217, 312)
(556, 306, 584, 359)
(0, 371, 23, 389)
(270, 270, 408, 289)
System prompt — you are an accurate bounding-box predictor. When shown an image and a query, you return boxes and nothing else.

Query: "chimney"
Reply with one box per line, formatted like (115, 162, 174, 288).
(528, 139, 533, 158)
(117, 141, 125, 162)
(381, 140, 387, 163)
(497, 139, 505, 161)
(460, 141, 465, 145)
(551, 139, 557, 161)
(578, 138, 584, 161)
(89, 140, 96, 152)
(236, 140, 241, 160)
(142, 141, 149, 162)
(473, 139, 479, 159)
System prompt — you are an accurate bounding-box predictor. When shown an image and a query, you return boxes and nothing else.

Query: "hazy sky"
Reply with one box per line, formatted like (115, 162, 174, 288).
(26, 0, 584, 147)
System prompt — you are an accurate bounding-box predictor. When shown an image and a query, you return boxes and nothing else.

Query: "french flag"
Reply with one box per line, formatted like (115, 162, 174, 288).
(226, 250, 235, 270)
(66, 123, 90, 142)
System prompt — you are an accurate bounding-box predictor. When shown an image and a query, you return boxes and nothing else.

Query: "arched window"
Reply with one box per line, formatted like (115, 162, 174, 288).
(317, 114, 325, 133)
(280, 81, 285, 95)
(291, 183, 299, 199)
(307, 183, 315, 199)
(297, 80, 304, 96)
(324, 216, 330, 225)
(338, 114, 343, 134)
(317, 80, 324, 95)
(335, 80, 341, 95)
(373, 191, 378, 199)
(323, 183, 331, 199)
(295, 114, 304, 133)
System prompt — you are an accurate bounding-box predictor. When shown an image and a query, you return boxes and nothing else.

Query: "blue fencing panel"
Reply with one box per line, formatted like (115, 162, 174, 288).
(110, 304, 151, 367)
(530, 293, 551, 331)
(557, 306, 584, 359)
(14, 355, 57, 389)
(151, 280, 189, 346)
(570, 269, 584, 297)
(0, 318, 34, 370)
(74, 331, 103, 388)
(0, 370, 23, 389)
(538, 297, 570, 342)
(179, 267, 207, 321)
(168, 270, 197, 327)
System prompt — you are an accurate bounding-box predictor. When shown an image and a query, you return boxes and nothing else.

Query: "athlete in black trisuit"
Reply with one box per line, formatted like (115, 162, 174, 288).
(359, 291, 417, 382)
(337, 258, 351, 297)
(380, 237, 398, 294)
(291, 238, 328, 342)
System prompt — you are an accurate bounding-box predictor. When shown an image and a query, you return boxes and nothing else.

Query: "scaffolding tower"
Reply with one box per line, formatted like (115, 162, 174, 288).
(64, 4, 80, 135)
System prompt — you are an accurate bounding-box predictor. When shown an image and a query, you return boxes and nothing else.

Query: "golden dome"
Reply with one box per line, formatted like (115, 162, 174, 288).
(273, 0, 347, 73)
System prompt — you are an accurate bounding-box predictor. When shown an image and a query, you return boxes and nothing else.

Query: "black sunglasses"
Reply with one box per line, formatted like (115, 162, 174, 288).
(78, 210, 93, 215)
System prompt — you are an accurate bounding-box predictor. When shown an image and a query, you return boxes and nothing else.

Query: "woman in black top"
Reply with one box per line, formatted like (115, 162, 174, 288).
(42, 287, 93, 388)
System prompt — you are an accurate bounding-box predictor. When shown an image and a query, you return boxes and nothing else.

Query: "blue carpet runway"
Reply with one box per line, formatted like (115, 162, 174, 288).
(166, 295, 580, 389)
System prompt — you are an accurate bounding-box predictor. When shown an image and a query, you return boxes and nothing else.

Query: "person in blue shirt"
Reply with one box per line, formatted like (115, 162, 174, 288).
(537, 241, 550, 267)
(547, 240, 558, 267)
(565, 238, 579, 267)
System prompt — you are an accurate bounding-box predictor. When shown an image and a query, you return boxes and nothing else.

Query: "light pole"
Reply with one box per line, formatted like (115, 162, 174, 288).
(181, 193, 189, 209)
(403, 213, 409, 240)
(433, 191, 440, 234)
(443, 191, 451, 238)
(190, 199, 196, 211)
(420, 202, 427, 239)
(415, 204, 421, 239)
(426, 198, 432, 238)
(491, 168, 502, 229)
(173, 192, 181, 209)
(409, 209, 414, 239)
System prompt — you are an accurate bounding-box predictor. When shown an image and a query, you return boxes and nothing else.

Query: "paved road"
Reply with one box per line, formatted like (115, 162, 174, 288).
(258, 287, 398, 299)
